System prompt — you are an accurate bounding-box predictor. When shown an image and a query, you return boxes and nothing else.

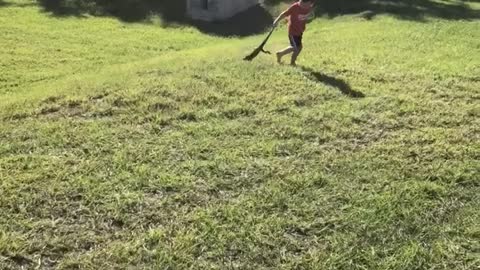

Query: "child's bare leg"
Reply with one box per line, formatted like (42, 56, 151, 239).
(290, 46, 303, 66)
(276, 46, 295, 63)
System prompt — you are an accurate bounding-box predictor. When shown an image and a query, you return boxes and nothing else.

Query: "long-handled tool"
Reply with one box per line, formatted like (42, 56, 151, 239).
(243, 25, 276, 61)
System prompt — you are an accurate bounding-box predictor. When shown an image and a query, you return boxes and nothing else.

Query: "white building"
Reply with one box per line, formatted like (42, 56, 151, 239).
(187, 0, 259, 21)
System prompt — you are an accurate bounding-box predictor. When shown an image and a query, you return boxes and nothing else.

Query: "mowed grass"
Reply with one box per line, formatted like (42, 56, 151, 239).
(1, 0, 479, 269)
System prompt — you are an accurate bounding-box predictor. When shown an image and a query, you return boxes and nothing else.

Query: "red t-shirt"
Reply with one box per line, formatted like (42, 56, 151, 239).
(285, 3, 313, 36)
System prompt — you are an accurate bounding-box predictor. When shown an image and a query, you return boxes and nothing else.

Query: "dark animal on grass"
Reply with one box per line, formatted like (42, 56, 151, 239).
(243, 26, 276, 61)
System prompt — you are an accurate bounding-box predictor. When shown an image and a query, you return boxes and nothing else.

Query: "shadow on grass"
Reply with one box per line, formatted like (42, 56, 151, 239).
(4, 0, 477, 36)
(265, 0, 479, 21)
(189, 5, 273, 37)
(34, 0, 272, 37)
(300, 66, 365, 98)
(0, 0, 37, 8)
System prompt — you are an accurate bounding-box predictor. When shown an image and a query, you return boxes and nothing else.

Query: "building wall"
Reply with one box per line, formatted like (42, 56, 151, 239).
(187, 0, 258, 21)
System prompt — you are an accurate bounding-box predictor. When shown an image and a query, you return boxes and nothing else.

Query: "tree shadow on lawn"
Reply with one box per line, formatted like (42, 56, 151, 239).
(5, 0, 477, 36)
(300, 66, 365, 98)
(0, 1, 38, 8)
(35, 0, 273, 37)
(265, 0, 480, 21)
(14, 0, 479, 37)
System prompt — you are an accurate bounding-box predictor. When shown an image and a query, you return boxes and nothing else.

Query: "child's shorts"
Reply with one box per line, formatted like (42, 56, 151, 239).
(289, 34, 303, 49)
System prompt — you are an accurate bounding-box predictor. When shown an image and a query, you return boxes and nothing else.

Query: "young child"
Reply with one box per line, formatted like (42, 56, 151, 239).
(273, 0, 315, 66)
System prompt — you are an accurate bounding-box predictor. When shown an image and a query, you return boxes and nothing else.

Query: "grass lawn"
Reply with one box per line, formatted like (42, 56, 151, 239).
(0, 0, 479, 269)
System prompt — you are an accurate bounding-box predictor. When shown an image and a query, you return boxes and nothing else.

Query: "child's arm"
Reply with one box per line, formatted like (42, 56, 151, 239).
(273, 10, 289, 27)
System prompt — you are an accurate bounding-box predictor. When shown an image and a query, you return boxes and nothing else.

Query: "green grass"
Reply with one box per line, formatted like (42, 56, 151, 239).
(1, 0, 479, 269)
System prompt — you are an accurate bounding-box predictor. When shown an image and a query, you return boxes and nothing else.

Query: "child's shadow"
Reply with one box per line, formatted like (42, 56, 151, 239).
(299, 66, 365, 98)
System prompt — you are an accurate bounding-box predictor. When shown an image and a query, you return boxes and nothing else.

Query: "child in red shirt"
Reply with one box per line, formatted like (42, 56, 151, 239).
(273, 0, 315, 66)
